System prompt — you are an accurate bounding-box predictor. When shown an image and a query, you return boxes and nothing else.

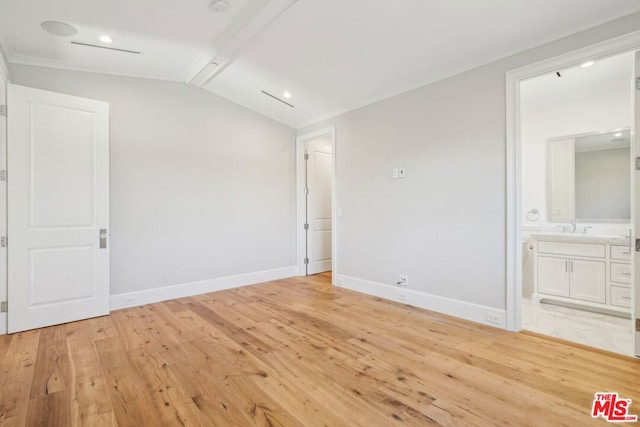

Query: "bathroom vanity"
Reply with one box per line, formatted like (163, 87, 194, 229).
(532, 233, 632, 315)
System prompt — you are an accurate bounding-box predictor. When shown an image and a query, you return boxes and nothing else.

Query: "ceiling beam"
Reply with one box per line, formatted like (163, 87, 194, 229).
(184, 0, 297, 87)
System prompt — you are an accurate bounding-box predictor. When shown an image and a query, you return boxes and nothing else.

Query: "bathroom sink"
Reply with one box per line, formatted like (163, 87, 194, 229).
(530, 232, 629, 245)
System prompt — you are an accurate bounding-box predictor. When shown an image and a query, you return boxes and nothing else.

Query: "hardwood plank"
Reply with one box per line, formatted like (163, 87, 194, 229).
(94, 335, 163, 426)
(0, 330, 41, 426)
(1, 273, 639, 426)
(29, 327, 70, 399)
(65, 321, 118, 426)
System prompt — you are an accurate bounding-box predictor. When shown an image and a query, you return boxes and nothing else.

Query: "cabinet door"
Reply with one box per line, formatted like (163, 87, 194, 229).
(537, 256, 570, 297)
(569, 259, 605, 303)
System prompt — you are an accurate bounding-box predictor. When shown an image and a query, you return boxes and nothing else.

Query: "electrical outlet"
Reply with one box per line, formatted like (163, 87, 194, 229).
(123, 296, 135, 306)
(486, 311, 503, 325)
(335, 277, 343, 285)
(398, 290, 408, 302)
(397, 275, 408, 286)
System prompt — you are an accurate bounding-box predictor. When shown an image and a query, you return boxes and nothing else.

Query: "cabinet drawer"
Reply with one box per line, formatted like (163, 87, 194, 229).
(610, 262, 631, 284)
(610, 245, 631, 261)
(537, 241, 605, 258)
(610, 286, 632, 308)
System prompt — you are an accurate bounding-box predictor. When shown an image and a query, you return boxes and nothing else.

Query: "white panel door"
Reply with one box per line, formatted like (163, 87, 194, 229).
(8, 84, 110, 333)
(306, 137, 332, 275)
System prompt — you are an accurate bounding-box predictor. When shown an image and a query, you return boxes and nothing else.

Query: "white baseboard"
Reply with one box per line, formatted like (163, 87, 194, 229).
(0, 313, 6, 335)
(334, 274, 506, 329)
(110, 266, 297, 310)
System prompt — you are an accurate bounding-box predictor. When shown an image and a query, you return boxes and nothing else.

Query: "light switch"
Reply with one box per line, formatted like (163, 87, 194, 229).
(398, 168, 406, 178)
(392, 168, 399, 179)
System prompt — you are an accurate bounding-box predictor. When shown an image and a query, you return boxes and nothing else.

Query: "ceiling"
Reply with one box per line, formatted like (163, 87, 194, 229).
(1, 1, 640, 128)
(575, 130, 630, 152)
(521, 50, 634, 103)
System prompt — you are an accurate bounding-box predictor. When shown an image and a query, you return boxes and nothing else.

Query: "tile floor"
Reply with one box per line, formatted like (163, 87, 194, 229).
(521, 297, 633, 356)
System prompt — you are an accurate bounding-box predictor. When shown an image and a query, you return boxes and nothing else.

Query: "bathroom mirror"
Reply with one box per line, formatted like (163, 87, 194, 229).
(547, 129, 630, 223)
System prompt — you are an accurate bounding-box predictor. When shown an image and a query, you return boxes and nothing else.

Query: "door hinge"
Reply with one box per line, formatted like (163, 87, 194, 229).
(0, 236, 6, 248)
(0, 170, 6, 181)
(636, 77, 640, 90)
(304, 257, 309, 264)
(305, 187, 309, 195)
(304, 153, 309, 160)
(0, 105, 5, 117)
(0, 301, 6, 313)
(304, 223, 309, 230)
(636, 239, 640, 252)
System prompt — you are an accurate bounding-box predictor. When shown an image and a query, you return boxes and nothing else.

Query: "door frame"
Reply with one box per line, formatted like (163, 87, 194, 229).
(0, 51, 8, 335)
(296, 126, 336, 279)
(506, 30, 640, 334)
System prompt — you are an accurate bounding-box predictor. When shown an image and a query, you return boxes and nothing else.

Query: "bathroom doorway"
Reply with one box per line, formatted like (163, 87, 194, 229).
(513, 49, 638, 356)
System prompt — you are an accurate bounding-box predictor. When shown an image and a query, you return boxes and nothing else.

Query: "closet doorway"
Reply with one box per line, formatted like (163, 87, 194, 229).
(296, 128, 336, 278)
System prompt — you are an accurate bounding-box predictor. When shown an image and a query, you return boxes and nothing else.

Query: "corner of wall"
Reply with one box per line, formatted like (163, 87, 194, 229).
(334, 274, 507, 329)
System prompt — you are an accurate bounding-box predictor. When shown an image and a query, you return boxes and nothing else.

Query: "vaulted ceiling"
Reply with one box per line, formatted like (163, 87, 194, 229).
(1, 0, 640, 128)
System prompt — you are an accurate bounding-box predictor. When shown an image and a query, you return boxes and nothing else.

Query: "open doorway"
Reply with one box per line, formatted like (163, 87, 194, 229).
(507, 43, 640, 357)
(296, 128, 336, 278)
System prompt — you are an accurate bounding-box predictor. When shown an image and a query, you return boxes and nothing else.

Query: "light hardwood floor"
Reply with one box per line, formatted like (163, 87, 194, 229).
(1, 272, 639, 426)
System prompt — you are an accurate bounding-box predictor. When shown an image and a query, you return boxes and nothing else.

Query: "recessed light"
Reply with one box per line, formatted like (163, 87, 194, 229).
(581, 61, 594, 68)
(99, 35, 112, 44)
(615, 132, 622, 137)
(283, 91, 292, 99)
(41, 21, 77, 37)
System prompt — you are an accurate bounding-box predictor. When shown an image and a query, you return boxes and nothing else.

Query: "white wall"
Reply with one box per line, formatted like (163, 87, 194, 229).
(298, 13, 640, 325)
(521, 75, 631, 228)
(9, 64, 296, 299)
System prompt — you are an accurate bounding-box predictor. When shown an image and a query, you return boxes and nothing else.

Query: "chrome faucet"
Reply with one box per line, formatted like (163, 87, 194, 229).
(571, 222, 577, 233)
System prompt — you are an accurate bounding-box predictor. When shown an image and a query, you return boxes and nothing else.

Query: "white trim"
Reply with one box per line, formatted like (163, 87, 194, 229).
(295, 127, 337, 280)
(0, 35, 10, 82)
(0, 69, 6, 335)
(111, 266, 296, 310)
(336, 274, 506, 328)
(505, 29, 640, 332)
(9, 56, 181, 84)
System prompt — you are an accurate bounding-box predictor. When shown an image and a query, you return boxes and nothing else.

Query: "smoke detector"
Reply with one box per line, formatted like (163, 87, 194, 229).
(41, 21, 77, 37)
(210, 1, 230, 13)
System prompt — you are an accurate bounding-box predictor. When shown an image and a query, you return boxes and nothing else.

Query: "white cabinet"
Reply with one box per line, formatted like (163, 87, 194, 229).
(610, 262, 631, 284)
(533, 238, 630, 314)
(537, 256, 605, 303)
(610, 286, 632, 308)
(569, 259, 605, 303)
(537, 256, 569, 297)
